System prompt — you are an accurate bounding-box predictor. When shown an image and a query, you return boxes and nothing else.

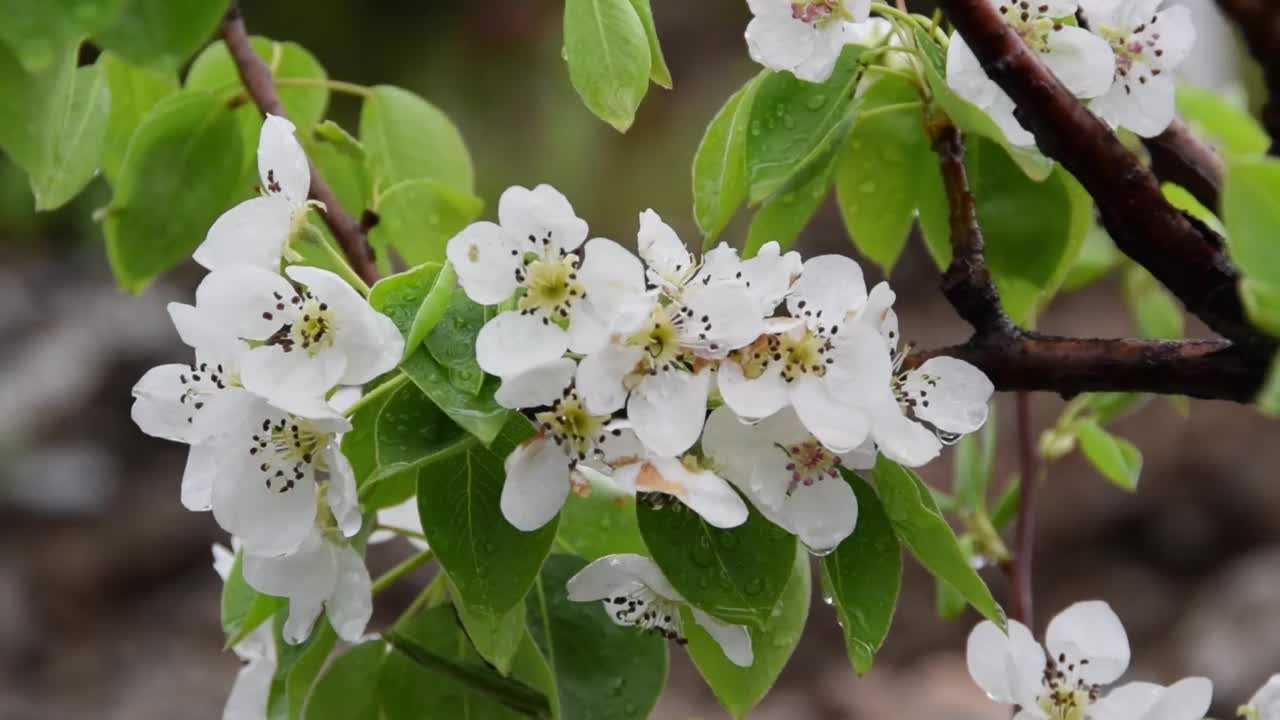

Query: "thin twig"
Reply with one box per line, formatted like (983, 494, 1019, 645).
(1009, 392, 1037, 627)
(219, 6, 381, 286)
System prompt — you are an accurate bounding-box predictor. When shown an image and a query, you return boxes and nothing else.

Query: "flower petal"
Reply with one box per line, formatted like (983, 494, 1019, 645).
(475, 310, 569, 379)
(1045, 600, 1130, 684)
(194, 195, 294, 272)
(746, 12, 818, 73)
(966, 619, 1045, 705)
(691, 607, 754, 667)
(500, 435, 571, 531)
(498, 184, 588, 255)
(223, 656, 275, 720)
(1042, 25, 1116, 99)
(286, 265, 405, 385)
(637, 209, 694, 287)
(213, 451, 319, 557)
(1149, 6, 1195, 71)
(327, 543, 374, 643)
(792, 24, 847, 83)
(777, 474, 858, 554)
(787, 255, 868, 327)
(194, 265, 299, 342)
(567, 553, 683, 602)
(717, 360, 789, 421)
(576, 345, 644, 415)
(240, 345, 349, 419)
(181, 442, 219, 511)
(242, 530, 337, 601)
(681, 283, 766, 356)
(131, 364, 200, 443)
(871, 403, 942, 467)
(496, 357, 579, 410)
(628, 370, 710, 457)
(259, 114, 310, 206)
(1091, 71, 1176, 138)
(741, 241, 801, 312)
(947, 35, 1001, 109)
(325, 445, 362, 537)
(643, 458, 749, 529)
(790, 375, 870, 454)
(903, 356, 994, 436)
(578, 237, 651, 322)
(447, 221, 522, 305)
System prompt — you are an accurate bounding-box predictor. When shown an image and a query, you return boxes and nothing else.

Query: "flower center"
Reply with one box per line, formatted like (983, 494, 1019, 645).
(1097, 15, 1167, 91)
(264, 290, 336, 356)
(728, 335, 775, 380)
(777, 328, 833, 382)
(534, 392, 608, 463)
(176, 361, 234, 425)
(607, 585, 687, 645)
(791, 0, 850, 27)
(1037, 654, 1099, 720)
(248, 415, 330, 493)
(517, 252, 583, 322)
(997, 2, 1066, 52)
(626, 305, 688, 373)
(778, 438, 843, 495)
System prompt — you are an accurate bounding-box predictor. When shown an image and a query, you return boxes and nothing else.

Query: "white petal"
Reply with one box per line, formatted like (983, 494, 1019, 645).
(838, 437, 877, 471)
(194, 265, 299, 342)
(1096, 677, 1214, 720)
(195, 195, 295, 272)
(259, 114, 311, 206)
(498, 184, 588, 255)
(746, 13, 818, 72)
(986, 93, 1037, 147)
(790, 375, 870, 454)
(903, 356, 994, 436)
(691, 607, 754, 667)
(242, 531, 337, 600)
(500, 435, 571, 531)
(578, 237, 651, 321)
(681, 283, 766, 356)
(1042, 26, 1116, 99)
(871, 403, 942, 467)
(1249, 675, 1280, 720)
(325, 445, 362, 538)
(1045, 600, 1130, 684)
(327, 543, 373, 643)
(566, 553, 683, 603)
(792, 24, 847, 83)
(717, 360, 789, 421)
(695, 242, 743, 286)
(853, 281, 899, 347)
(283, 597, 325, 645)
(576, 345, 644, 415)
(212, 543, 236, 581)
(475, 310, 569, 378)
(287, 265, 405, 385)
(131, 364, 199, 443)
(240, 345, 348, 418)
(222, 656, 275, 720)
(637, 209, 694, 287)
(1091, 682, 1163, 720)
(1077, 0, 1125, 25)
(778, 475, 858, 554)
(1149, 6, 1195, 70)
(594, 422, 646, 465)
(741, 241, 801, 312)
(566, 298, 610, 356)
(966, 620, 1045, 705)
(701, 406, 775, 484)
(947, 35, 1001, 109)
(642, 458, 748, 529)
(181, 443, 219, 511)
(787, 255, 868, 326)
(628, 370, 710, 457)
(447, 221, 522, 305)
(496, 357, 579, 409)
(1091, 72, 1176, 138)
(213, 452, 319, 557)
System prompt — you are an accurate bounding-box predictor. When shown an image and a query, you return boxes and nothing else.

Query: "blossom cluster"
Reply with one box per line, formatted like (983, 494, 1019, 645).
(131, 116, 404, 648)
(743, 0, 1194, 142)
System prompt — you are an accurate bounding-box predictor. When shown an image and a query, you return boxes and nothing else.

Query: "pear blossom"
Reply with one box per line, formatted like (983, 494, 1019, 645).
(194, 115, 314, 272)
(212, 543, 276, 720)
(567, 554, 753, 667)
(178, 265, 403, 420)
(946, 1, 1116, 146)
(242, 527, 372, 644)
(717, 254, 881, 453)
(967, 600, 1212, 720)
(192, 388, 359, 556)
(445, 184, 599, 379)
(702, 406, 871, 554)
(745, 0, 873, 83)
(609, 448, 749, 530)
(1241, 675, 1280, 720)
(1080, 0, 1195, 137)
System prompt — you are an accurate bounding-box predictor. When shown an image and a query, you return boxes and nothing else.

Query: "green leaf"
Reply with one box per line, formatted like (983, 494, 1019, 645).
(1256, 355, 1280, 417)
(1176, 85, 1270, 157)
(300, 121, 369, 217)
(1224, 156, 1280, 288)
(368, 261, 454, 359)
(836, 76, 932, 272)
(692, 74, 761, 247)
(305, 641, 386, 720)
(0, 0, 122, 73)
(418, 415, 558, 618)
(1084, 392, 1148, 425)
(637, 498, 797, 628)
(186, 36, 330, 128)
(555, 475, 648, 560)
(1071, 418, 1142, 491)
(915, 29, 1054, 181)
(1123, 264, 1184, 338)
(746, 46, 866, 203)
(221, 549, 285, 648)
(1241, 277, 1280, 337)
(562, 0, 651, 132)
(371, 179, 483, 267)
(744, 159, 833, 257)
(426, 291, 490, 394)
(91, 0, 226, 70)
(30, 62, 110, 210)
(360, 85, 474, 192)
(872, 457, 1004, 627)
(268, 616, 336, 720)
(61, 0, 127, 34)
(1162, 181, 1226, 236)
(100, 52, 177, 183)
(626, 0, 671, 89)
(0, 42, 74, 183)
(454, 590, 527, 676)
(821, 473, 901, 674)
(1061, 223, 1121, 292)
(527, 554, 668, 719)
(382, 607, 554, 720)
(104, 90, 244, 292)
(685, 547, 809, 720)
(935, 574, 968, 621)
(953, 405, 997, 513)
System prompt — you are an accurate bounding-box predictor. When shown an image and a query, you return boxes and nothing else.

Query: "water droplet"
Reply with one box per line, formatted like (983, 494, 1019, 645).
(806, 542, 837, 557)
(750, 120, 762, 136)
(744, 578, 764, 596)
(858, 180, 878, 194)
(806, 94, 827, 110)
(428, 213, 442, 225)
(623, 702, 639, 717)
(482, 542, 496, 553)
(716, 533, 738, 551)
(850, 140, 864, 151)
(879, 145, 906, 163)
(774, 104, 786, 118)
(697, 576, 712, 589)
(766, 117, 777, 130)
(782, 114, 796, 129)
(691, 538, 715, 568)
(822, 592, 834, 606)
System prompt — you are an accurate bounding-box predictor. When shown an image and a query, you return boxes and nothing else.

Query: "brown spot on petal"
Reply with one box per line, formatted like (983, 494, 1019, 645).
(467, 243, 480, 263)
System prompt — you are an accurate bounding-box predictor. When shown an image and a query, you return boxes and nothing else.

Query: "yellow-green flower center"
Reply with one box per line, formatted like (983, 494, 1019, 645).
(535, 394, 606, 462)
(265, 290, 336, 357)
(777, 329, 831, 382)
(518, 254, 583, 321)
(997, 2, 1065, 52)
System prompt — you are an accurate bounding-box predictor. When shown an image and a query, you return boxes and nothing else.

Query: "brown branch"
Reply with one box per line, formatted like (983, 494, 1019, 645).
(935, 0, 1273, 352)
(1143, 120, 1225, 213)
(1214, 0, 1280, 156)
(1009, 392, 1037, 627)
(219, 7, 380, 286)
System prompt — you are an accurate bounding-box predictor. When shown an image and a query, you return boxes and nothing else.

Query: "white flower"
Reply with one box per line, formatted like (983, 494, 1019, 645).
(716, 254, 877, 453)
(567, 554, 754, 667)
(967, 600, 1213, 720)
(946, 1, 1116, 146)
(1081, 0, 1195, 137)
(242, 528, 372, 645)
(1241, 675, 1280, 720)
(745, 0, 873, 82)
(212, 543, 276, 720)
(609, 448, 749, 530)
(445, 184, 597, 379)
(192, 388, 358, 556)
(179, 265, 403, 420)
(195, 115, 313, 272)
(368, 497, 430, 551)
(702, 406, 871, 554)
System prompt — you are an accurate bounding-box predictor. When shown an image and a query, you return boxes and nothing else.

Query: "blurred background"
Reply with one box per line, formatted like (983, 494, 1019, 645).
(1, 1, 1277, 718)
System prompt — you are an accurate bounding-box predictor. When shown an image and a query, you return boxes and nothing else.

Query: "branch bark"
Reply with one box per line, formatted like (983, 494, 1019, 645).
(935, 0, 1272, 352)
(1214, 0, 1280, 156)
(220, 7, 381, 286)
(1143, 119, 1225, 213)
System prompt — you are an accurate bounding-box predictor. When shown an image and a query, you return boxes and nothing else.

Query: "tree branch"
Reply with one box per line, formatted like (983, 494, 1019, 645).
(219, 7, 381, 286)
(935, 0, 1272, 352)
(1214, 0, 1280, 156)
(1143, 119, 1225, 213)
(1009, 392, 1037, 627)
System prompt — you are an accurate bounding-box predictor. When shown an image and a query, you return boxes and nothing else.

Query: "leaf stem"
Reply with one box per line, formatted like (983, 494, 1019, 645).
(375, 523, 429, 542)
(273, 76, 373, 98)
(302, 220, 372, 296)
(384, 631, 552, 719)
(856, 100, 924, 124)
(342, 371, 411, 418)
(372, 549, 434, 595)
